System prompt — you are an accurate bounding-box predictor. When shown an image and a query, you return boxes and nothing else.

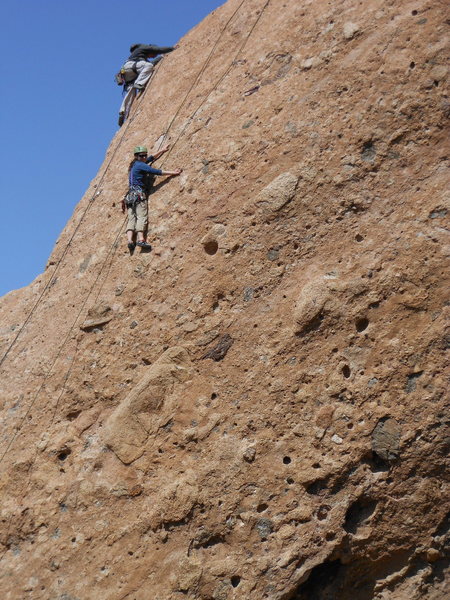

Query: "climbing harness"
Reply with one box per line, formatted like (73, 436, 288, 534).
(124, 185, 146, 208)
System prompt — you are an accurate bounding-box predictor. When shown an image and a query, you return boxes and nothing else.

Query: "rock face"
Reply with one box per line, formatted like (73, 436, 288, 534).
(0, 0, 448, 598)
(103, 346, 193, 464)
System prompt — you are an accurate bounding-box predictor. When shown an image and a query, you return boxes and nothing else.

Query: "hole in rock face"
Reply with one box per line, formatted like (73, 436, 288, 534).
(231, 575, 241, 588)
(57, 448, 71, 461)
(355, 233, 364, 242)
(287, 477, 295, 485)
(361, 141, 376, 162)
(344, 496, 377, 534)
(194, 532, 224, 549)
(410, 61, 415, 69)
(411, 9, 418, 15)
(211, 393, 218, 400)
(296, 313, 324, 337)
(365, 452, 391, 473)
(212, 293, 224, 311)
(290, 560, 342, 598)
(342, 365, 351, 378)
(317, 505, 331, 520)
(405, 371, 423, 393)
(283, 456, 292, 465)
(356, 317, 369, 332)
(306, 478, 328, 496)
(66, 410, 81, 421)
(203, 240, 218, 255)
(257, 503, 268, 513)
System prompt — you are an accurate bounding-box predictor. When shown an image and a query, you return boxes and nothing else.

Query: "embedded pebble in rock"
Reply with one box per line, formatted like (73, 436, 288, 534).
(371, 417, 401, 462)
(331, 434, 344, 445)
(243, 446, 256, 462)
(426, 548, 442, 563)
(253, 172, 299, 214)
(0, 0, 448, 599)
(202, 334, 234, 361)
(343, 22, 360, 39)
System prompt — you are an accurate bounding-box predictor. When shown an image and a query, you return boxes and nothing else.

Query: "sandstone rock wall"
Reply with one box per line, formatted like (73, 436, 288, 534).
(0, 0, 448, 598)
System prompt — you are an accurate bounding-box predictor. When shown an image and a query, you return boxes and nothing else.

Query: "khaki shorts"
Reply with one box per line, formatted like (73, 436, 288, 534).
(126, 200, 148, 232)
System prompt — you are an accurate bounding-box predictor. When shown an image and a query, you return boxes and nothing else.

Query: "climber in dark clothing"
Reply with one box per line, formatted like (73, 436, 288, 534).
(128, 43, 174, 63)
(118, 43, 175, 126)
(124, 145, 182, 253)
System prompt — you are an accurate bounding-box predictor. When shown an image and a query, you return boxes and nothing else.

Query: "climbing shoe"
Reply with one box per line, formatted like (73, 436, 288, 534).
(136, 241, 152, 250)
(127, 242, 136, 254)
(118, 113, 125, 127)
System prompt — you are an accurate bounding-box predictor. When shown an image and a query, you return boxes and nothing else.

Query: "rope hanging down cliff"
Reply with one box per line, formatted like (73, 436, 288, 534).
(0, 0, 271, 466)
(0, 60, 167, 464)
(0, 0, 252, 373)
(160, 0, 272, 165)
(0, 60, 163, 372)
(147, 0, 249, 153)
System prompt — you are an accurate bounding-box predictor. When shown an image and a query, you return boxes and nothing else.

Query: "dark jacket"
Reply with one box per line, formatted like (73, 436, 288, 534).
(128, 44, 174, 62)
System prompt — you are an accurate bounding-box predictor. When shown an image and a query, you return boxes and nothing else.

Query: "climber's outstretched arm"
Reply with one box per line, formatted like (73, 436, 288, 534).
(161, 168, 182, 177)
(151, 144, 170, 161)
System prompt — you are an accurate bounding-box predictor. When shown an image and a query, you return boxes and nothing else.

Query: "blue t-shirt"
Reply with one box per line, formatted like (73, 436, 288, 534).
(129, 157, 162, 188)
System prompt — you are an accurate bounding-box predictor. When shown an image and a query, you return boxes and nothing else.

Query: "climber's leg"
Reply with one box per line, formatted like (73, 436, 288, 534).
(133, 61, 155, 89)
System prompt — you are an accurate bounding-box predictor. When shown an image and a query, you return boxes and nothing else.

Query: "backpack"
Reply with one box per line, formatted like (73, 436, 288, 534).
(114, 62, 138, 86)
(114, 71, 125, 86)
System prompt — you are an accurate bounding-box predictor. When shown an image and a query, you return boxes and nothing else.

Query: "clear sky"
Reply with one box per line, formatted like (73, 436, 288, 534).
(0, 0, 224, 297)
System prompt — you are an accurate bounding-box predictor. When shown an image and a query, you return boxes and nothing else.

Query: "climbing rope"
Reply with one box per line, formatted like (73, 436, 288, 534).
(0, 217, 126, 466)
(0, 86, 147, 371)
(0, 0, 271, 465)
(160, 0, 271, 164)
(152, 0, 248, 152)
(0, 59, 168, 463)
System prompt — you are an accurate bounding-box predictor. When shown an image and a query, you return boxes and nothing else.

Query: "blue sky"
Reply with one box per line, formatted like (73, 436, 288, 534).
(0, 0, 224, 297)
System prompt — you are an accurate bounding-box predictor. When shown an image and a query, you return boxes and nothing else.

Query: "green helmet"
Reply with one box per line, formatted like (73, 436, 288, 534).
(134, 145, 148, 155)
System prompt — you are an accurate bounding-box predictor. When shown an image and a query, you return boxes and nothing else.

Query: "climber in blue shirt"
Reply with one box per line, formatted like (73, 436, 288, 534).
(124, 145, 182, 253)
(129, 158, 163, 187)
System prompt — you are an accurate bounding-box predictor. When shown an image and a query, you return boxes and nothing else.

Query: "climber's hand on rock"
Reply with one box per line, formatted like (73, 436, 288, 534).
(163, 168, 182, 177)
